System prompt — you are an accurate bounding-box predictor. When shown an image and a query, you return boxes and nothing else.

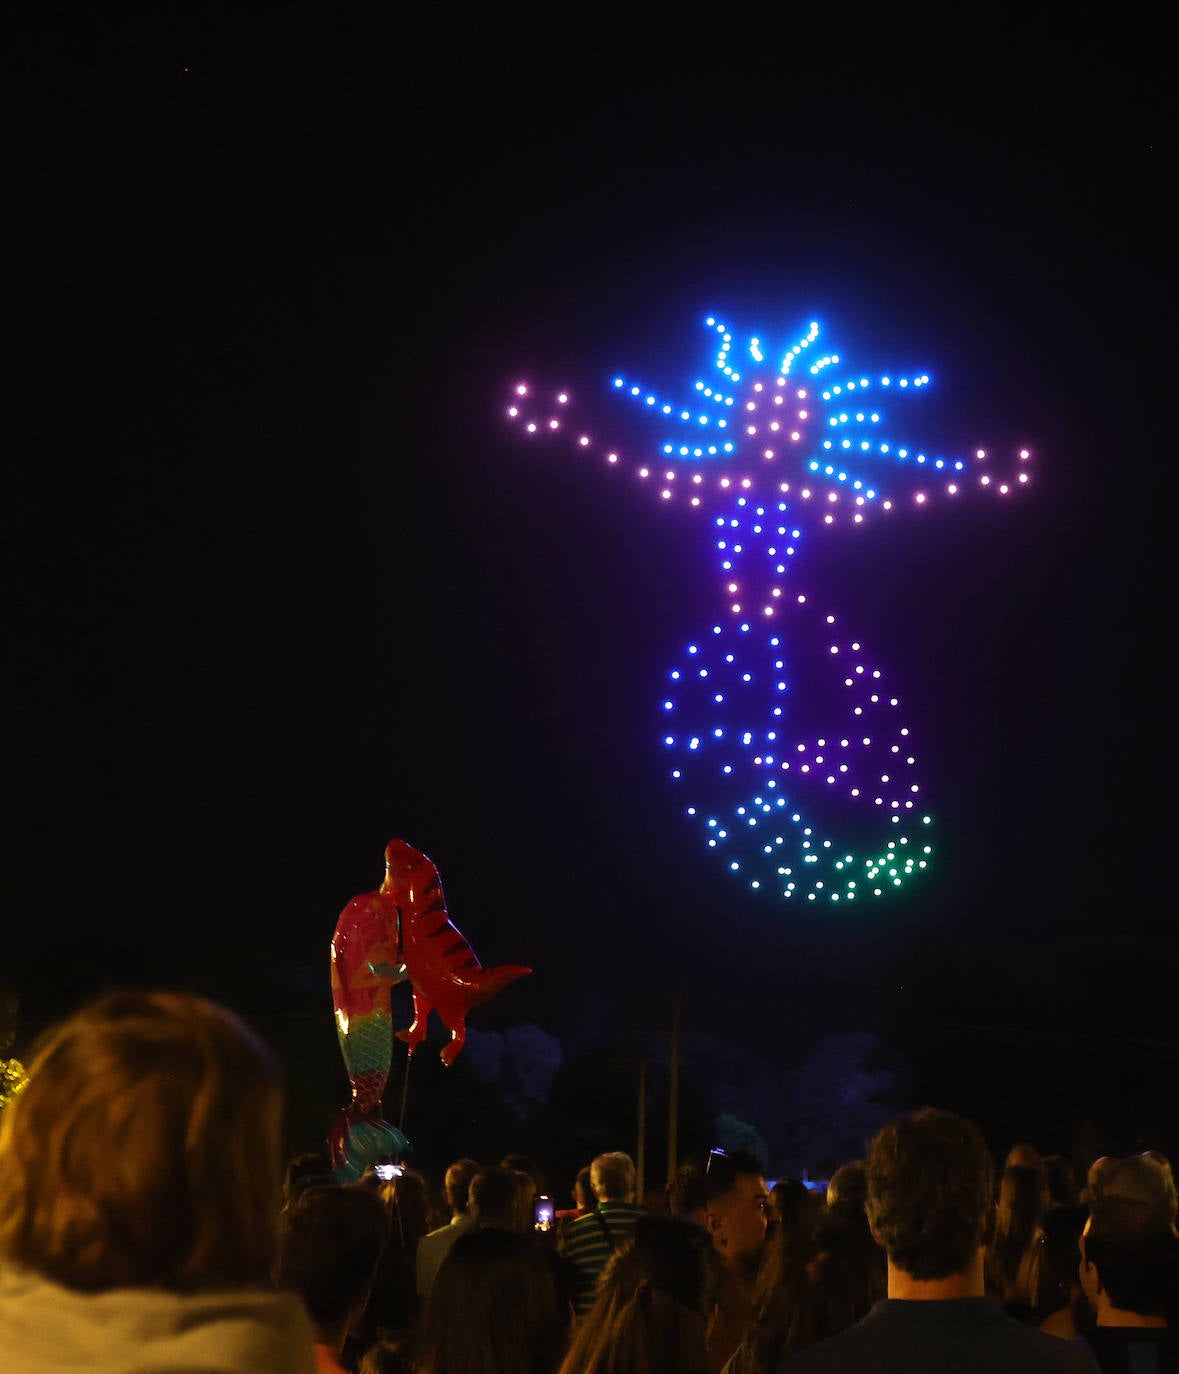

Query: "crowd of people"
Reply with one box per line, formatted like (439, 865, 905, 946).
(0, 989, 1176, 1372)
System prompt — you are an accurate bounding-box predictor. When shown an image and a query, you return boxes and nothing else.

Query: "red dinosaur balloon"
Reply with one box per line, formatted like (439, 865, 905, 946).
(332, 839, 531, 1083)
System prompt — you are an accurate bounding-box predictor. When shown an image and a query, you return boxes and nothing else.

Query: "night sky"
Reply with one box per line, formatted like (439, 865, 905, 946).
(8, 11, 1174, 1170)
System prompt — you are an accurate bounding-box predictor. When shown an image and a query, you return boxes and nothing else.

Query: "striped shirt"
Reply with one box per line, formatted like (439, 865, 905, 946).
(561, 1201, 647, 1315)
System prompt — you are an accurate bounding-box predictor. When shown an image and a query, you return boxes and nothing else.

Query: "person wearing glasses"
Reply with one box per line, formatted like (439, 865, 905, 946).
(703, 1149, 771, 1372)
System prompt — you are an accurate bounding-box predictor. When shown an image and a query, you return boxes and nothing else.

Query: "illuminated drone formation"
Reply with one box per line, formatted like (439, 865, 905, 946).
(506, 317, 1031, 902)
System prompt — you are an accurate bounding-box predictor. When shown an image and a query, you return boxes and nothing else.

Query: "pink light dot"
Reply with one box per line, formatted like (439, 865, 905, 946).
(764, 448, 775, 459)
(801, 488, 812, 499)
(578, 435, 590, 446)
(947, 483, 958, 494)
(771, 587, 781, 597)
(731, 603, 741, 613)
(515, 384, 528, 396)
(666, 471, 676, 480)
(824, 513, 834, 524)
(746, 401, 757, 411)
(1019, 449, 1030, 460)
(790, 431, 801, 441)
(728, 582, 738, 593)
(1018, 472, 1029, 482)
(548, 418, 559, 429)
(720, 478, 731, 489)
(507, 406, 518, 417)
(827, 491, 838, 503)
(780, 482, 790, 492)
(661, 489, 672, 499)
(882, 500, 893, 510)
(798, 409, 808, 419)
(741, 479, 751, 488)
(763, 606, 774, 616)
(557, 393, 568, 404)
(769, 421, 780, 432)
(980, 474, 991, 485)
(746, 425, 757, 435)
(976, 449, 986, 459)
(999, 483, 1009, 494)
(796, 594, 806, 604)
(526, 422, 537, 432)
(753, 382, 764, 392)
(690, 496, 701, 506)
(797, 388, 808, 399)
(915, 492, 926, 504)
(854, 512, 863, 523)
(607, 452, 619, 463)
(639, 467, 649, 478)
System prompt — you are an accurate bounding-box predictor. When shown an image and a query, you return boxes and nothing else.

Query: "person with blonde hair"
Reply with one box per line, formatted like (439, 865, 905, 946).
(0, 988, 316, 1372)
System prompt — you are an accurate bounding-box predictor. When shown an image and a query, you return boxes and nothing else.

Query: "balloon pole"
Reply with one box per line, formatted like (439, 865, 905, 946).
(398, 1044, 412, 1137)
(667, 990, 681, 1185)
(636, 1058, 647, 1203)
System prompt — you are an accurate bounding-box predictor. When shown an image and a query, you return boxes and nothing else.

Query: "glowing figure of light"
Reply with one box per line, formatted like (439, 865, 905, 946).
(506, 317, 1032, 901)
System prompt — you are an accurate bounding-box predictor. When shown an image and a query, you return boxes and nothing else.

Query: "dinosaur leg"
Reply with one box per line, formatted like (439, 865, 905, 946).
(396, 987, 433, 1056)
(440, 1012, 468, 1067)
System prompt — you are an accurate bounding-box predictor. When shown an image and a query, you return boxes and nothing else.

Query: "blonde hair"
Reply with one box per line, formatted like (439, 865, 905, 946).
(0, 989, 283, 1292)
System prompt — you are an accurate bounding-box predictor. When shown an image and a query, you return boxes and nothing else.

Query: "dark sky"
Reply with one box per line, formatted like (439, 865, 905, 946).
(8, 10, 1174, 1150)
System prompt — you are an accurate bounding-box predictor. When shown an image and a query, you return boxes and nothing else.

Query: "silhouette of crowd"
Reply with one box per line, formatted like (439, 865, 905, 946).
(0, 990, 1176, 1372)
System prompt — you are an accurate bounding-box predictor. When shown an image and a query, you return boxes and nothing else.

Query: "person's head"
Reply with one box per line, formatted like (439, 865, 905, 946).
(559, 1215, 712, 1374)
(359, 1336, 413, 1374)
(471, 1164, 527, 1231)
(1013, 1204, 1087, 1315)
(284, 1151, 334, 1204)
(826, 1161, 869, 1213)
(444, 1157, 482, 1216)
(1102, 1153, 1178, 1227)
(380, 1166, 432, 1250)
(669, 1159, 709, 1226)
(417, 1226, 563, 1374)
(276, 1183, 387, 1346)
(1004, 1141, 1041, 1171)
(501, 1153, 546, 1195)
(866, 1107, 993, 1281)
(703, 1148, 770, 1264)
(1080, 1197, 1179, 1318)
(1040, 1154, 1079, 1207)
(573, 1165, 595, 1212)
(1083, 1154, 1118, 1205)
(0, 988, 282, 1292)
(994, 1165, 1043, 1246)
(591, 1150, 637, 1203)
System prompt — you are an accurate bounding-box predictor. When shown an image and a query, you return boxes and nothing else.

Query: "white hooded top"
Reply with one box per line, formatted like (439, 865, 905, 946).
(0, 1264, 317, 1374)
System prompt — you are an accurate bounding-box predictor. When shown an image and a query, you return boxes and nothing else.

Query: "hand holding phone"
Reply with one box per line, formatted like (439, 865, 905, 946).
(533, 1194, 554, 1231)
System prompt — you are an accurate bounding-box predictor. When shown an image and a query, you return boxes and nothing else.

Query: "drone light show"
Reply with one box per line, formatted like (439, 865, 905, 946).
(506, 317, 1032, 903)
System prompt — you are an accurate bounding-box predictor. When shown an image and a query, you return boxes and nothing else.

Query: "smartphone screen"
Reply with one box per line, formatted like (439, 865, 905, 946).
(533, 1194, 554, 1231)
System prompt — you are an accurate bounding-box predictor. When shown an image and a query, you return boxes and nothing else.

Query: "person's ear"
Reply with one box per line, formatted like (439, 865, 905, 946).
(705, 1207, 724, 1240)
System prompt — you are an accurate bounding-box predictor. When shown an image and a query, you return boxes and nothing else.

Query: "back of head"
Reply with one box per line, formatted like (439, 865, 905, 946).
(0, 988, 282, 1291)
(826, 1160, 869, 1213)
(418, 1226, 561, 1374)
(445, 1157, 482, 1215)
(471, 1164, 526, 1231)
(561, 1217, 711, 1374)
(592, 1150, 637, 1202)
(669, 1159, 708, 1221)
(276, 1183, 387, 1329)
(1040, 1155, 1079, 1207)
(1102, 1154, 1178, 1226)
(866, 1107, 993, 1280)
(1084, 1197, 1179, 1317)
(285, 1152, 334, 1204)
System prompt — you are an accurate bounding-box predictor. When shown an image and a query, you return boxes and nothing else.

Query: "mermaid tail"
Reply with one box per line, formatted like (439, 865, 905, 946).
(330, 891, 411, 1181)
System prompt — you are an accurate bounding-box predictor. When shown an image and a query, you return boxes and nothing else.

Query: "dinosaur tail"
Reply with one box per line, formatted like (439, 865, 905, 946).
(470, 963, 532, 1005)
